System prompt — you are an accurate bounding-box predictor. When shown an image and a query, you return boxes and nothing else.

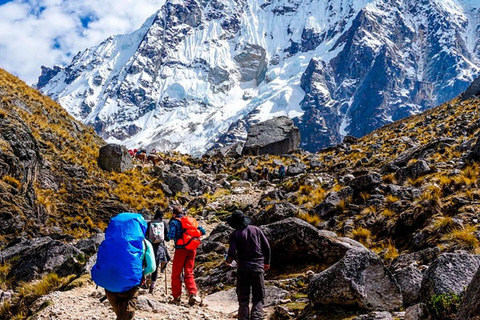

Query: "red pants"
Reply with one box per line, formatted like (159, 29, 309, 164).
(171, 248, 198, 298)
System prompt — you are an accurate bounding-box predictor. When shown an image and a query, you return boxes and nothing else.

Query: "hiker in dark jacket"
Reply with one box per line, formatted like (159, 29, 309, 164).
(146, 209, 171, 294)
(226, 210, 271, 320)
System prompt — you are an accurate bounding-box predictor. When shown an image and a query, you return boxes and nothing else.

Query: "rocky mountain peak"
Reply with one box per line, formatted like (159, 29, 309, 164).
(38, 0, 480, 155)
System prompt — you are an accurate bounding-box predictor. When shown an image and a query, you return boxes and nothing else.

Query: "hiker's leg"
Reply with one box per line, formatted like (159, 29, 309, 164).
(105, 290, 120, 317)
(236, 269, 251, 320)
(151, 243, 160, 284)
(183, 249, 198, 295)
(109, 287, 138, 320)
(171, 249, 187, 298)
(250, 270, 265, 320)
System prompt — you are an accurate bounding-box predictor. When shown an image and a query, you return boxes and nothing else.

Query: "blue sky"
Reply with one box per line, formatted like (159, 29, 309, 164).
(0, 0, 165, 85)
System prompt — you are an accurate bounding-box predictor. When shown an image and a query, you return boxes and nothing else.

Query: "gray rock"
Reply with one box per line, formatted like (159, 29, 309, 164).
(243, 116, 301, 156)
(3, 239, 84, 281)
(75, 233, 105, 256)
(161, 173, 190, 194)
(396, 160, 431, 183)
(348, 172, 382, 191)
(308, 248, 403, 311)
(314, 187, 353, 218)
(394, 264, 423, 307)
(252, 201, 298, 226)
(456, 266, 480, 320)
(405, 304, 426, 320)
(355, 311, 393, 320)
(420, 253, 480, 303)
(97, 144, 133, 173)
(261, 217, 366, 269)
(136, 296, 164, 312)
(286, 162, 307, 176)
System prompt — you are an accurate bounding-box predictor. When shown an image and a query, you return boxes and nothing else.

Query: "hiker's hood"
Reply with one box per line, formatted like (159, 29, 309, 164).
(227, 210, 251, 230)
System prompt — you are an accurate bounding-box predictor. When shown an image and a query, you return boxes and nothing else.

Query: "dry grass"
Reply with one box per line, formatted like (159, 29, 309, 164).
(298, 212, 322, 227)
(1, 176, 21, 189)
(384, 241, 399, 260)
(442, 225, 479, 252)
(352, 227, 371, 246)
(385, 194, 399, 205)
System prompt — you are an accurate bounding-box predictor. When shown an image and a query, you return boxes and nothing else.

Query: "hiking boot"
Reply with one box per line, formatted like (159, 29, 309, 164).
(188, 294, 201, 306)
(169, 296, 181, 305)
(148, 284, 155, 294)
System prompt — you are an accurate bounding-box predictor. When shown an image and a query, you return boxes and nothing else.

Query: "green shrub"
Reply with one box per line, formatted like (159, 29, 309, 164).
(427, 293, 462, 320)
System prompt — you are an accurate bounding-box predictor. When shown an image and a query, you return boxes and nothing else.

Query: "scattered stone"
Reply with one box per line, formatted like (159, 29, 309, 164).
(97, 144, 133, 173)
(396, 160, 432, 183)
(314, 187, 353, 218)
(348, 172, 382, 191)
(286, 162, 307, 176)
(309, 249, 403, 311)
(404, 303, 426, 320)
(354, 311, 393, 320)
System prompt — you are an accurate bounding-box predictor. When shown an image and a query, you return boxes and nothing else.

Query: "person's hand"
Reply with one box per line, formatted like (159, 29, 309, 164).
(264, 264, 270, 271)
(225, 260, 231, 267)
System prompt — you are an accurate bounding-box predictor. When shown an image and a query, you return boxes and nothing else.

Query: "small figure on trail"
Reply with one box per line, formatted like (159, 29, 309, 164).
(261, 166, 269, 181)
(92, 213, 156, 320)
(151, 148, 157, 154)
(278, 165, 286, 182)
(128, 149, 134, 157)
(167, 206, 206, 306)
(146, 209, 171, 294)
(225, 210, 271, 320)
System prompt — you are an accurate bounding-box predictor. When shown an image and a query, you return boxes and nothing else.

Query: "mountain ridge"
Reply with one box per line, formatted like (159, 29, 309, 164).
(38, 0, 480, 154)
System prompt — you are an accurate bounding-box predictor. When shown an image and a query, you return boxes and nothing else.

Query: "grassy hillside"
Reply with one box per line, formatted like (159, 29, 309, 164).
(0, 68, 166, 245)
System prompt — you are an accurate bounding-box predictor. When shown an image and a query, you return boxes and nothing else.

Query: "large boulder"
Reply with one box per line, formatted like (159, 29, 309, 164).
(308, 249, 403, 311)
(420, 253, 480, 303)
(161, 173, 190, 194)
(260, 218, 365, 269)
(0, 238, 85, 281)
(396, 160, 432, 183)
(243, 117, 301, 156)
(252, 201, 298, 226)
(97, 144, 133, 173)
(456, 266, 480, 320)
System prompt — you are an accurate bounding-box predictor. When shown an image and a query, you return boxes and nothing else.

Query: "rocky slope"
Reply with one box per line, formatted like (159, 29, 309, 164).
(38, 0, 480, 154)
(2, 68, 480, 319)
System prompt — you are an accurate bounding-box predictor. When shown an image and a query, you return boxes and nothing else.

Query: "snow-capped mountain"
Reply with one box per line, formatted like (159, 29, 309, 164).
(38, 0, 480, 154)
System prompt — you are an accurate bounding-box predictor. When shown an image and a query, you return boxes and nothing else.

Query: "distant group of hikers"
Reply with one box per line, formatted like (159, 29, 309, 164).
(261, 165, 286, 182)
(92, 206, 271, 320)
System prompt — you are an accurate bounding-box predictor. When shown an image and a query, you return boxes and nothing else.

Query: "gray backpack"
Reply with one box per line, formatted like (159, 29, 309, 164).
(148, 220, 165, 244)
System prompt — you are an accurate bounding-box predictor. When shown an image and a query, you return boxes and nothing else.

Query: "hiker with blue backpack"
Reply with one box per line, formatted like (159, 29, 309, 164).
(168, 206, 205, 305)
(91, 213, 156, 320)
(146, 209, 171, 294)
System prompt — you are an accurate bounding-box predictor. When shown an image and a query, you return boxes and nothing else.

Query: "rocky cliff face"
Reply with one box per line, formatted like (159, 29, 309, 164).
(38, 0, 480, 154)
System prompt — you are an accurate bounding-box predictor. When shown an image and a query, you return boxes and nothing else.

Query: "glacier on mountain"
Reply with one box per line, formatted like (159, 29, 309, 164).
(38, 0, 480, 154)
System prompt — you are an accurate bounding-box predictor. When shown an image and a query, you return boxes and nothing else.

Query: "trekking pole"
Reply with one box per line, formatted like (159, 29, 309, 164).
(165, 267, 168, 296)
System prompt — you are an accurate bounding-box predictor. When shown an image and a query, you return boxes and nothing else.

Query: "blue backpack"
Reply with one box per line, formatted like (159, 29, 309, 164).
(91, 213, 147, 293)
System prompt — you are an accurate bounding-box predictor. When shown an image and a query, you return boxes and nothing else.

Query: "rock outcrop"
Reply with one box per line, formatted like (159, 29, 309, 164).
(420, 253, 480, 303)
(308, 249, 403, 311)
(97, 144, 133, 172)
(242, 117, 301, 156)
(261, 218, 365, 268)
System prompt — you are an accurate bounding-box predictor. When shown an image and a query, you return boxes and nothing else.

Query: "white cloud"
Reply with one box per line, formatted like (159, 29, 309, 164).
(0, 0, 165, 85)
